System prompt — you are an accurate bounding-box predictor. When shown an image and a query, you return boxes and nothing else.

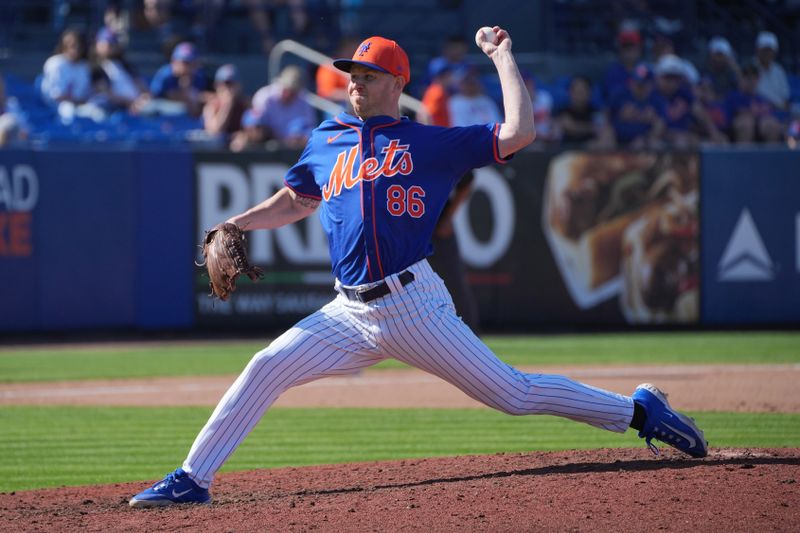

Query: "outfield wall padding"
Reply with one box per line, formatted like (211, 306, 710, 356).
(0, 149, 194, 331)
(0, 147, 797, 332)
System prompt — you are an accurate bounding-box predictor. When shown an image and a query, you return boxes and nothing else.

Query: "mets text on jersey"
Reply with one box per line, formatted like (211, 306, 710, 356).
(322, 140, 414, 201)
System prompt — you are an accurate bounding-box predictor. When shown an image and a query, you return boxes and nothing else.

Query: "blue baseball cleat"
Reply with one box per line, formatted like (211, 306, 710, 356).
(632, 383, 708, 458)
(129, 468, 211, 508)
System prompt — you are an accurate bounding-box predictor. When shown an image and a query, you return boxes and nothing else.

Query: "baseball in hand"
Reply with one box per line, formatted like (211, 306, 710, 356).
(475, 26, 497, 47)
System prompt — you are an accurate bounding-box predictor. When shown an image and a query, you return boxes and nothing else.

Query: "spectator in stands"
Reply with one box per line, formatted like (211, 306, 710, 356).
(726, 62, 784, 143)
(651, 34, 701, 89)
(315, 37, 359, 110)
(608, 62, 664, 148)
(695, 76, 730, 143)
(705, 36, 740, 98)
(41, 28, 91, 109)
(427, 34, 471, 82)
(603, 27, 643, 101)
(103, 1, 129, 47)
(650, 31, 700, 84)
(652, 54, 724, 147)
(420, 58, 453, 127)
(652, 54, 696, 147)
(523, 73, 558, 145)
(229, 109, 267, 152)
(203, 64, 249, 140)
(147, 41, 211, 117)
(754, 31, 790, 111)
(251, 65, 316, 148)
(92, 27, 146, 112)
(448, 68, 501, 127)
(556, 75, 613, 148)
(142, 0, 174, 44)
(78, 67, 118, 122)
(0, 77, 24, 146)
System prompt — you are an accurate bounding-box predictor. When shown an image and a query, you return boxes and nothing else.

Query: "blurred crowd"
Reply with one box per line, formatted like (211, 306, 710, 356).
(1, 12, 799, 150)
(0, 23, 319, 150)
(419, 27, 798, 149)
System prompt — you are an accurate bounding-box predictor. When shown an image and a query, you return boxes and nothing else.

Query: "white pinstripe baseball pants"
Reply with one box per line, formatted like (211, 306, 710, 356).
(183, 259, 634, 488)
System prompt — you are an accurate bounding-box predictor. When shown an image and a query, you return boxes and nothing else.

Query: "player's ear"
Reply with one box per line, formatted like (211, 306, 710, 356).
(394, 75, 406, 92)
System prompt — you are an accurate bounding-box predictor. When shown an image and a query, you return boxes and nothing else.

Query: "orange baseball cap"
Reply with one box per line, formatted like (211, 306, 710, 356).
(333, 36, 410, 84)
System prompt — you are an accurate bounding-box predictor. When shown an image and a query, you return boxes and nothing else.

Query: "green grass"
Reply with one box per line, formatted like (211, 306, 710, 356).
(1, 332, 798, 383)
(483, 332, 800, 364)
(0, 344, 256, 383)
(1, 406, 798, 492)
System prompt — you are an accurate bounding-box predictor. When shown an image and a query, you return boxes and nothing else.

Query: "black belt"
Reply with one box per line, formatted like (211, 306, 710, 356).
(339, 270, 415, 303)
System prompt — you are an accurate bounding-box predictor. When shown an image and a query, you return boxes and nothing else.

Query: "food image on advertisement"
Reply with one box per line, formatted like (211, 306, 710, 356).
(542, 151, 699, 323)
(621, 185, 698, 323)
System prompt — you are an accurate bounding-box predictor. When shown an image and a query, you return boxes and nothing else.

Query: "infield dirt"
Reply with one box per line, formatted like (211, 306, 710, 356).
(3, 364, 799, 412)
(1, 448, 798, 532)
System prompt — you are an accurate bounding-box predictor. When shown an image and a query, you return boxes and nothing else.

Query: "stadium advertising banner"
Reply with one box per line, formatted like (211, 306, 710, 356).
(193, 149, 699, 329)
(702, 150, 800, 324)
(462, 151, 700, 327)
(0, 150, 140, 331)
(0, 149, 195, 332)
(0, 151, 39, 329)
(193, 151, 335, 327)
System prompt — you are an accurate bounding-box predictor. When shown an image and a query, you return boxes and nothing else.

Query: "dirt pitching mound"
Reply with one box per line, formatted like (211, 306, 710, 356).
(2, 448, 798, 532)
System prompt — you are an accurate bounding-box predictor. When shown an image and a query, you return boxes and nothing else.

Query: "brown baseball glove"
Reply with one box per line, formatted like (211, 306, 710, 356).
(198, 222, 264, 300)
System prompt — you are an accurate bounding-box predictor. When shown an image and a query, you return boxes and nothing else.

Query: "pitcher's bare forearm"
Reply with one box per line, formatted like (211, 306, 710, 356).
(227, 187, 319, 230)
(493, 50, 535, 157)
(476, 27, 535, 158)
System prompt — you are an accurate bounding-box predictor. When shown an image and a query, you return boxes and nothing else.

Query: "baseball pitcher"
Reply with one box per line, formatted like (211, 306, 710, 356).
(130, 27, 707, 508)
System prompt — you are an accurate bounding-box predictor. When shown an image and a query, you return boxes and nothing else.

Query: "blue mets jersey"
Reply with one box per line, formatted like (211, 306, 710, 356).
(284, 112, 506, 286)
